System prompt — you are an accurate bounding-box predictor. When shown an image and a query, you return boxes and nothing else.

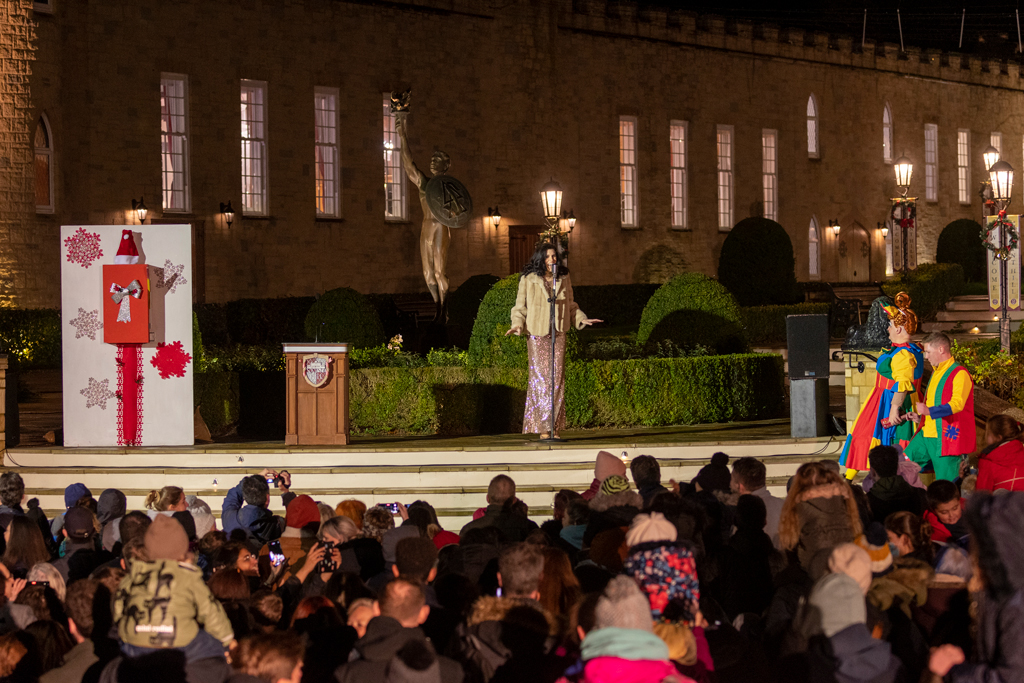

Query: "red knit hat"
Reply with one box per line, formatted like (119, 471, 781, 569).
(114, 230, 140, 264)
(285, 495, 321, 530)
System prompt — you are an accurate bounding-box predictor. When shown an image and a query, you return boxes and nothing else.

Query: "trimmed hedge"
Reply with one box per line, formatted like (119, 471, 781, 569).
(740, 303, 831, 346)
(194, 297, 316, 348)
(446, 274, 501, 349)
(637, 273, 747, 354)
(304, 287, 385, 349)
(882, 262, 965, 321)
(573, 284, 660, 327)
(936, 219, 987, 283)
(718, 217, 802, 306)
(0, 308, 61, 369)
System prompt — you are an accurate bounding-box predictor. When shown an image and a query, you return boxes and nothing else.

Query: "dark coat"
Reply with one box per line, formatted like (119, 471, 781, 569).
(583, 490, 643, 547)
(335, 616, 463, 683)
(791, 483, 858, 574)
(712, 526, 776, 620)
(458, 505, 538, 544)
(829, 624, 905, 683)
(865, 476, 926, 523)
(220, 481, 285, 549)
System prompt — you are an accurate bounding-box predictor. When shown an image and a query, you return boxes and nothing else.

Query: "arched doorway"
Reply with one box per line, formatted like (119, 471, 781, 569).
(837, 223, 871, 282)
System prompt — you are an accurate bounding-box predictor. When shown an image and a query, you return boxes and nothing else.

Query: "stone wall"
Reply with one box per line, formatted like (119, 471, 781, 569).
(9, 0, 1024, 307)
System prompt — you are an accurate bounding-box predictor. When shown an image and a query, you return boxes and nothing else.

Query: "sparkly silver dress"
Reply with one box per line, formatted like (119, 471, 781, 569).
(523, 278, 567, 434)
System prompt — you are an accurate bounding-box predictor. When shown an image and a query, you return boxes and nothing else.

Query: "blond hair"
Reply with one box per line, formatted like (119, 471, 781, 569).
(145, 486, 184, 511)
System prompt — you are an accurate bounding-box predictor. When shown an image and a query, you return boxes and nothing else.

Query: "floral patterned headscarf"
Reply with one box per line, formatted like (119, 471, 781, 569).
(624, 540, 700, 625)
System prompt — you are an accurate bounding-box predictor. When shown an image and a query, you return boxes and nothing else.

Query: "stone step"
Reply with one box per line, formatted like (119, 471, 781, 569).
(935, 309, 1024, 322)
(922, 319, 1022, 334)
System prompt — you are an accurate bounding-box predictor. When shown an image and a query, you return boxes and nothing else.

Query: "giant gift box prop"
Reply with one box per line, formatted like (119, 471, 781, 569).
(61, 225, 194, 447)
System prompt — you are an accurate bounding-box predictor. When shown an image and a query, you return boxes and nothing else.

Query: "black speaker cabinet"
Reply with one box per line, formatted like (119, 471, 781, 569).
(786, 314, 830, 379)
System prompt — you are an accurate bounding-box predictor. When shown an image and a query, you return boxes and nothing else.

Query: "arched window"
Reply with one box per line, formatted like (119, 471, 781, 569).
(807, 95, 819, 159)
(883, 104, 893, 164)
(34, 115, 53, 213)
(809, 216, 820, 280)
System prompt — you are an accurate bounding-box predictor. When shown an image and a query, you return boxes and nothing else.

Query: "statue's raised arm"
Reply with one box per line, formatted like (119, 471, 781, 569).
(392, 91, 425, 190)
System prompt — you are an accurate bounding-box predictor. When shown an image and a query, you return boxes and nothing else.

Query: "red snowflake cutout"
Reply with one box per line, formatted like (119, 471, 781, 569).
(150, 341, 192, 379)
(64, 228, 103, 268)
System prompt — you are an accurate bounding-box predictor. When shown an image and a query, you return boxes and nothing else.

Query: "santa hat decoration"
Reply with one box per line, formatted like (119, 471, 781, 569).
(114, 230, 140, 264)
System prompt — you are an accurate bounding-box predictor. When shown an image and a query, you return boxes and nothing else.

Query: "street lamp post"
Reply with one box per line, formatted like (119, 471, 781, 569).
(892, 156, 916, 274)
(539, 180, 576, 259)
(988, 159, 1016, 352)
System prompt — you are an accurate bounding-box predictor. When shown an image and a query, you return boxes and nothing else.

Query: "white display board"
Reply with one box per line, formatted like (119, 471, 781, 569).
(61, 225, 194, 447)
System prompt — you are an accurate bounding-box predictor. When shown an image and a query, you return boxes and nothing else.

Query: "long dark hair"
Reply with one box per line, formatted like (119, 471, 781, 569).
(521, 242, 569, 277)
(2, 516, 50, 571)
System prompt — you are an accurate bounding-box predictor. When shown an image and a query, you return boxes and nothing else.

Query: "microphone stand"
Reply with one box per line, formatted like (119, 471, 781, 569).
(542, 262, 561, 442)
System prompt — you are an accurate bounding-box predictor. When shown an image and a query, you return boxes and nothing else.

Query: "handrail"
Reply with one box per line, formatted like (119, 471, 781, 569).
(832, 349, 878, 374)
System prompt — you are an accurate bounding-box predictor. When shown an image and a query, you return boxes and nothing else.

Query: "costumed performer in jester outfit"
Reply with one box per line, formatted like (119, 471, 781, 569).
(904, 331, 976, 482)
(840, 292, 924, 480)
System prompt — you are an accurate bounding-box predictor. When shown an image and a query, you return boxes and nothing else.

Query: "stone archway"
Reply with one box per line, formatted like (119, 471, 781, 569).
(837, 223, 871, 282)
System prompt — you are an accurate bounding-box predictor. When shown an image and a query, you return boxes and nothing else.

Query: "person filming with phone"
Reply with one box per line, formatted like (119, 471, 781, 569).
(222, 469, 295, 549)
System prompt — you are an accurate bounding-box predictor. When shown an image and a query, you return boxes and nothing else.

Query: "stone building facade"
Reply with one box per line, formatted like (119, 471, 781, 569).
(6, 0, 1024, 307)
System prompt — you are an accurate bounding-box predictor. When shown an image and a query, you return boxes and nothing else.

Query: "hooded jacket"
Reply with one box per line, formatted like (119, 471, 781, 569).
(98, 489, 127, 552)
(829, 624, 904, 683)
(949, 493, 1024, 683)
(790, 483, 858, 572)
(584, 490, 643, 548)
(865, 476, 926, 522)
(335, 616, 463, 683)
(977, 439, 1024, 493)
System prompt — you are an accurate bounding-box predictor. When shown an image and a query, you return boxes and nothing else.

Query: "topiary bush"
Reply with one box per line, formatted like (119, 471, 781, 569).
(192, 311, 207, 373)
(0, 308, 62, 369)
(637, 273, 748, 354)
(717, 217, 802, 306)
(446, 274, 501, 349)
(303, 287, 385, 349)
(936, 219, 987, 283)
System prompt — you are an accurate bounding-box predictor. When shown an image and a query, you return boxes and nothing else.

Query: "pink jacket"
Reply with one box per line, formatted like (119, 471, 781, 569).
(574, 657, 693, 683)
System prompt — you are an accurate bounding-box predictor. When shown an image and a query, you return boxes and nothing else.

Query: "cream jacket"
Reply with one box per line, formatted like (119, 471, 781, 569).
(510, 273, 588, 336)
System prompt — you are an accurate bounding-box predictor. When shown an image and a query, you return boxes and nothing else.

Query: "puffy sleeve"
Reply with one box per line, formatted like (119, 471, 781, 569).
(510, 275, 528, 333)
(890, 348, 918, 393)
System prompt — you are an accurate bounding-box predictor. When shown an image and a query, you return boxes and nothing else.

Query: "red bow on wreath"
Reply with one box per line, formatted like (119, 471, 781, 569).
(982, 213, 1020, 261)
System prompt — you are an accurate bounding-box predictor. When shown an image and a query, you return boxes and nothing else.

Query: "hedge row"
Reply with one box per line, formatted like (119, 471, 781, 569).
(0, 309, 61, 369)
(740, 303, 831, 346)
(882, 262, 965, 322)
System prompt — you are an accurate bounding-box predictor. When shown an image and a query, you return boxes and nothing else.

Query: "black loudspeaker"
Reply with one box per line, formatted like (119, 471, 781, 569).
(786, 314, 829, 379)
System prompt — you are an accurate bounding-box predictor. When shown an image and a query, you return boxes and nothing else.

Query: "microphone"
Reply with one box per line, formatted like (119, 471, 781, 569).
(550, 262, 558, 277)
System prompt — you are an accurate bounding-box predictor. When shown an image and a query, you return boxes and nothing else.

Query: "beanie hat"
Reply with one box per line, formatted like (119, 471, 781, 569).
(285, 495, 321, 530)
(594, 575, 655, 631)
(809, 573, 867, 638)
(144, 514, 189, 560)
(856, 522, 894, 577)
(595, 451, 627, 482)
(65, 483, 91, 508)
(64, 507, 96, 540)
(185, 496, 216, 540)
(624, 541, 700, 623)
(172, 510, 197, 542)
(600, 474, 631, 497)
(626, 512, 678, 547)
(828, 543, 872, 595)
(114, 229, 140, 264)
(692, 453, 731, 493)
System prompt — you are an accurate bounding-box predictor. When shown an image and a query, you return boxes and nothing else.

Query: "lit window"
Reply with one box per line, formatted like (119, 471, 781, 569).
(762, 129, 778, 221)
(240, 80, 268, 215)
(884, 221, 894, 276)
(314, 88, 339, 217)
(383, 95, 405, 221)
(924, 124, 938, 202)
(670, 121, 687, 229)
(957, 129, 970, 205)
(34, 115, 53, 213)
(882, 104, 893, 164)
(991, 132, 1002, 156)
(717, 125, 734, 230)
(807, 94, 819, 159)
(33, 0, 52, 14)
(160, 74, 190, 213)
(808, 217, 820, 280)
(619, 117, 638, 227)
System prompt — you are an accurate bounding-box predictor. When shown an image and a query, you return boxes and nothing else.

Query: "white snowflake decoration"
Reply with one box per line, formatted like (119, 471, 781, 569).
(154, 259, 187, 294)
(80, 377, 114, 410)
(63, 228, 103, 268)
(68, 308, 102, 341)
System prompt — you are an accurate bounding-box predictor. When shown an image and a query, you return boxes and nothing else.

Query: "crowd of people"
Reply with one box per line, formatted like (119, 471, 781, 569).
(0, 423, 1019, 683)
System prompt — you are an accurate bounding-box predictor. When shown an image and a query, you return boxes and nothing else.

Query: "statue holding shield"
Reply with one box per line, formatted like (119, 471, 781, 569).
(391, 90, 473, 322)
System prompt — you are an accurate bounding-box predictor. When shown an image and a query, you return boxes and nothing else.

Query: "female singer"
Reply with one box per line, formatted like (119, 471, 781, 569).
(507, 243, 601, 439)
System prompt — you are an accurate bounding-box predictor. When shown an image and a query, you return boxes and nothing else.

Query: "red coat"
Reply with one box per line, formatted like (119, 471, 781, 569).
(977, 439, 1024, 492)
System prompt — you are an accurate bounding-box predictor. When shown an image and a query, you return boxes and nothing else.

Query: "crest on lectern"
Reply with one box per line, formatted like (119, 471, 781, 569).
(302, 354, 333, 388)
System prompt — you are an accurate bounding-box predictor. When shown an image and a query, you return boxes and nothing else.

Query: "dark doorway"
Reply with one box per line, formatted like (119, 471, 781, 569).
(509, 225, 544, 275)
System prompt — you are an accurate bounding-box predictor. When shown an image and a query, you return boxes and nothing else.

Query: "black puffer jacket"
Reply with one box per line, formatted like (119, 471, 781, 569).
(335, 616, 464, 683)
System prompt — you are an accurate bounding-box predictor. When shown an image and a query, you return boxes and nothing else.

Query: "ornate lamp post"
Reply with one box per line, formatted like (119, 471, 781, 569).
(891, 156, 916, 274)
(539, 180, 576, 257)
(986, 159, 1017, 352)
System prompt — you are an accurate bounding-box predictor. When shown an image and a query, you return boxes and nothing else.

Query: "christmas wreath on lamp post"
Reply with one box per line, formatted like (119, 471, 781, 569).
(982, 160, 1019, 261)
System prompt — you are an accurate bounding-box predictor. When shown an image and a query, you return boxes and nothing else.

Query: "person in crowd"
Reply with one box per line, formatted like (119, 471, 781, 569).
(731, 456, 784, 548)
(275, 495, 321, 577)
(50, 482, 91, 542)
(922, 480, 968, 548)
(506, 241, 601, 440)
(25, 563, 64, 602)
(976, 414, 1024, 492)
(144, 486, 187, 518)
(346, 598, 374, 639)
(406, 500, 460, 549)
(905, 331, 976, 483)
(38, 578, 104, 683)
(208, 567, 251, 602)
(0, 473, 51, 555)
(779, 462, 863, 575)
(248, 590, 283, 634)
(584, 474, 643, 547)
(538, 547, 580, 624)
(860, 448, 925, 493)
(928, 492, 1024, 681)
(26, 616, 74, 676)
(222, 470, 293, 549)
(98, 489, 127, 553)
(885, 511, 934, 564)
(335, 577, 463, 682)
(459, 475, 538, 542)
(316, 502, 335, 524)
(114, 515, 234, 661)
(692, 452, 732, 493)
(359, 506, 395, 544)
(53, 507, 110, 583)
(581, 451, 627, 501)
(865, 446, 926, 522)
(541, 489, 582, 546)
(334, 500, 366, 531)
(631, 455, 669, 509)
(559, 499, 589, 553)
(3, 517, 49, 579)
(712, 495, 777, 620)
(565, 577, 692, 683)
(228, 631, 305, 683)
(185, 496, 216, 541)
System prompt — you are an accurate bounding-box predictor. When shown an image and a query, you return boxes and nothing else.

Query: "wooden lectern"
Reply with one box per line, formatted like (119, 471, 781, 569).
(283, 344, 349, 445)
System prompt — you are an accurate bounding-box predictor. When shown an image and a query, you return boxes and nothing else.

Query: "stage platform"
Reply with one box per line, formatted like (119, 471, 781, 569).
(3, 419, 842, 529)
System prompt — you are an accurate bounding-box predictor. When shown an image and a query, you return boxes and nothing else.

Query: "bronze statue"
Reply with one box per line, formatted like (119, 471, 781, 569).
(392, 90, 472, 322)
